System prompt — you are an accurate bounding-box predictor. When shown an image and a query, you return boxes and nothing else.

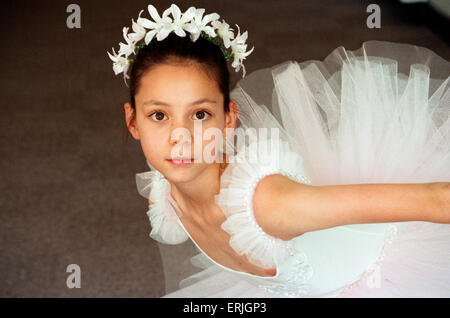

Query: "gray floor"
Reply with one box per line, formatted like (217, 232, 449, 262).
(0, 0, 448, 297)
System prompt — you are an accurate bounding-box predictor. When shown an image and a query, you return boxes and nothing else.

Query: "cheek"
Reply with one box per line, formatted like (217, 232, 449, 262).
(197, 130, 225, 162)
(139, 133, 166, 164)
(136, 116, 167, 159)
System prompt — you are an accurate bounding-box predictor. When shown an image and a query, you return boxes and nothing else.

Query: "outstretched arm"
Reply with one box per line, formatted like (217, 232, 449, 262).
(252, 175, 449, 241)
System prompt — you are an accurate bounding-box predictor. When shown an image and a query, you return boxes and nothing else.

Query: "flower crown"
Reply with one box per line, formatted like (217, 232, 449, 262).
(107, 3, 254, 86)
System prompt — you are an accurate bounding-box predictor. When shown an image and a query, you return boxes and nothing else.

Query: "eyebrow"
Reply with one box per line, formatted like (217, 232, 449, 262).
(142, 98, 217, 107)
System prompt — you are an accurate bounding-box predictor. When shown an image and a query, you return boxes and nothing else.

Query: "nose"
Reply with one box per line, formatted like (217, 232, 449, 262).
(168, 119, 193, 146)
(169, 131, 191, 145)
(168, 124, 194, 160)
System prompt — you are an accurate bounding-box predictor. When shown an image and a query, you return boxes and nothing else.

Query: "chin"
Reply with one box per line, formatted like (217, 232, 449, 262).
(162, 161, 201, 184)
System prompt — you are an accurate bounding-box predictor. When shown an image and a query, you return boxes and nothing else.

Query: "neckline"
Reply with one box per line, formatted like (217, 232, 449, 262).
(168, 193, 280, 280)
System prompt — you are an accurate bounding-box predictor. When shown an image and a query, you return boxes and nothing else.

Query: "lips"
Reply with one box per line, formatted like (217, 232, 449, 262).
(167, 158, 194, 165)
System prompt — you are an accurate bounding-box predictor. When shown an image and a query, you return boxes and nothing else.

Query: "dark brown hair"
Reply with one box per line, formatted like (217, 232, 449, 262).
(128, 32, 231, 116)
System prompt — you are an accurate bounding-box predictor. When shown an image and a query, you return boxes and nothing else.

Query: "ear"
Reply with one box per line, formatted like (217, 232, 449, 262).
(223, 100, 239, 136)
(124, 102, 140, 140)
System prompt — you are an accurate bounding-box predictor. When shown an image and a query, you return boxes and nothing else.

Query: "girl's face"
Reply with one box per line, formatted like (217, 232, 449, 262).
(125, 62, 237, 184)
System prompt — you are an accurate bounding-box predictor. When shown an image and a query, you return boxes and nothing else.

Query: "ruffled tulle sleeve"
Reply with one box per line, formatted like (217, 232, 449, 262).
(214, 136, 313, 270)
(136, 163, 188, 245)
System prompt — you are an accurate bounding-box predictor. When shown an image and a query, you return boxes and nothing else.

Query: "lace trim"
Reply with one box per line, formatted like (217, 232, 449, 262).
(137, 169, 188, 245)
(216, 136, 315, 297)
(247, 170, 314, 297)
(244, 168, 312, 259)
(258, 251, 314, 297)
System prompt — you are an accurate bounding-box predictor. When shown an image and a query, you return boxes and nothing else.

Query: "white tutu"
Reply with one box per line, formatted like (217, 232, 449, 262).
(137, 40, 449, 298)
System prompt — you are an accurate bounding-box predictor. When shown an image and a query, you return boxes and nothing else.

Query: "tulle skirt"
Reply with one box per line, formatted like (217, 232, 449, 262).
(161, 40, 450, 298)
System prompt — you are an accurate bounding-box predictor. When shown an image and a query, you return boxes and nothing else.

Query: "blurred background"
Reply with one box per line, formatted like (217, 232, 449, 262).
(0, 0, 448, 297)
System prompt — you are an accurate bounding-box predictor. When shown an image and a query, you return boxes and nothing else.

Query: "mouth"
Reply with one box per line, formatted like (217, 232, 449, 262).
(166, 158, 194, 166)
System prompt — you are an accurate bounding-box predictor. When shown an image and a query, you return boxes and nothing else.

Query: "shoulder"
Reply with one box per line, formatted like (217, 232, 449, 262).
(252, 173, 312, 240)
(217, 136, 313, 236)
(216, 137, 313, 269)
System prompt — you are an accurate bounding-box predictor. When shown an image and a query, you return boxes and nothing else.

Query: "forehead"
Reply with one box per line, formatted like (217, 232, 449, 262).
(136, 63, 222, 103)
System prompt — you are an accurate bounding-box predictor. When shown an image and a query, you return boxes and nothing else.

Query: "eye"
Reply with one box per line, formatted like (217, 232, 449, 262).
(192, 110, 211, 121)
(149, 111, 167, 122)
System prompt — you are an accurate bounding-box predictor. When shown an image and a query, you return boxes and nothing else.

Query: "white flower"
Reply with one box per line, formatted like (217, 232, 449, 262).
(137, 4, 173, 45)
(128, 10, 147, 43)
(166, 4, 196, 39)
(107, 47, 129, 75)
(109, 5, 254, 80)
(118, 27, 135, 58)
(106, 48, 130, 86)
(229, 25, 254, 77)
(211, 19, 234, 48)
(107, 47, 130, 85)
(185, 8, 220, 42)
